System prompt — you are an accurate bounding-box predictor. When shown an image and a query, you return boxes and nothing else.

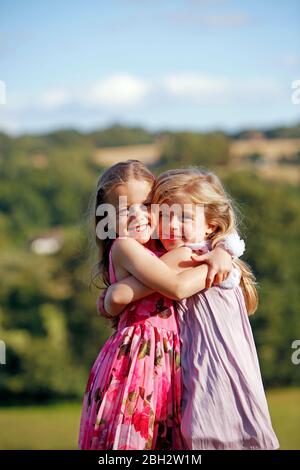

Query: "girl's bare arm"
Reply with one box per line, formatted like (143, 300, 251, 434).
(105, 242, 208, 316)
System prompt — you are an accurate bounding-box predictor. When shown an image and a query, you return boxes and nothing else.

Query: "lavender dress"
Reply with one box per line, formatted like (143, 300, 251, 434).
(176, 284, 279, 450)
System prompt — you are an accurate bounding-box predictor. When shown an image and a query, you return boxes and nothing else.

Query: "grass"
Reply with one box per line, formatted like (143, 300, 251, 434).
(266, 388, 300, 450)
(0, 402, 81, 450)
(0, 388, 299, 450)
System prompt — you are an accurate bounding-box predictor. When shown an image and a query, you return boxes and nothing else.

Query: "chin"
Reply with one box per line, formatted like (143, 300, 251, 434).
(134, 229, 152, 244)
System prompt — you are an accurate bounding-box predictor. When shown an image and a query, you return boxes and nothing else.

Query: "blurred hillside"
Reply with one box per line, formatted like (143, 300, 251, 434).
(0, 123, 300, 402)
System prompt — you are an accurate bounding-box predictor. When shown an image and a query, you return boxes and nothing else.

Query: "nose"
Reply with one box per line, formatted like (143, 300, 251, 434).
(128, 204, 148, 224)
(169, 215, 182, 236)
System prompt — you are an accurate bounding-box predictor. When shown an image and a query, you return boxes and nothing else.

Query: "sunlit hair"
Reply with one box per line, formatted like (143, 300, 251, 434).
(152, 167, 258, 315)
(90, 160, 156, 290)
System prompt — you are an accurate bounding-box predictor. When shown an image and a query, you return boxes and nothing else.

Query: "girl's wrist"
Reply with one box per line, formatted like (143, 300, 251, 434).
(216, 232, 245, 259)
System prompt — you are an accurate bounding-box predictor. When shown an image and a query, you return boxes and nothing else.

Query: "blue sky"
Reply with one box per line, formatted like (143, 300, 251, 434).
(1, 0, 300, 134)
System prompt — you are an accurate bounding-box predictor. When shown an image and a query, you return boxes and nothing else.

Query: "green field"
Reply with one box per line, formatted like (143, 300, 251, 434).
(0, 388, 299, 450)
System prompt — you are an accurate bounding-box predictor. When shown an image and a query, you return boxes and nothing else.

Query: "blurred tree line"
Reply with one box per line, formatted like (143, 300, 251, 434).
(0, 123, 299, 403)
(232, 122, 300, 139)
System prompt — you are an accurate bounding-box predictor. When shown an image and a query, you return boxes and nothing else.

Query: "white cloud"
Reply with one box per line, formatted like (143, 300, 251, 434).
(162, 73, 230, 101)
(85, 74, 150, 107)
(162, 73, 285, 104)
(0, 72, 289, 134)
(4, 73, 284, 113)
(236, 79, 283, 99)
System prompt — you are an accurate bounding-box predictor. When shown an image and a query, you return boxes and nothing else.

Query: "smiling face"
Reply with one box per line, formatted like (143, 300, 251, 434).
(106, 179, 154, 244)
(158, 197, 215, 251)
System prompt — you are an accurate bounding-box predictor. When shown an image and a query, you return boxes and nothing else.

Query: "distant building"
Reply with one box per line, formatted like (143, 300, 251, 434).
(243, 131, 264, 140)
(29, 227, 63, 255)
(31, 153, 48, 169)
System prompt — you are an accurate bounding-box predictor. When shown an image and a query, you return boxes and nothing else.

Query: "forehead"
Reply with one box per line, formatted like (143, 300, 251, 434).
(108, 180, 153, 206)
(160, 197, 204, 215)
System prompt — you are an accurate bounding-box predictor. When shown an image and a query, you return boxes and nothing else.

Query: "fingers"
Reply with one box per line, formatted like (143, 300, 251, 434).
(216, 271, 228, 284)
(208, 270, 231, 287)
(97, 289, 111, 318)
(213, 273, 223, 285)
(206, 268, 217, 289)
(191, 253, 210, 263)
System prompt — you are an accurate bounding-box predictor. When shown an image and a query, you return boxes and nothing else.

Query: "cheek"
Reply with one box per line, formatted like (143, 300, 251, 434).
(183, 224, 195, 241)
(150, 210, 158, 228)
(116, 211, 134, 236)
(158, 221, 164, 239)
(183, 220, 206, 242)
(116, 218, 127, 237)
(196, 225, 206, 240)
(158, 218, 168, 235)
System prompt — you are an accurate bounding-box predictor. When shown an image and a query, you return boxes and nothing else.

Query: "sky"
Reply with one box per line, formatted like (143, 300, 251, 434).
(0, 0, 300, 135)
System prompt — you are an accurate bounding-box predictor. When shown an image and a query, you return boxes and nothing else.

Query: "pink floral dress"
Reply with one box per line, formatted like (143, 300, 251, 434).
(78, 239, 184, 450)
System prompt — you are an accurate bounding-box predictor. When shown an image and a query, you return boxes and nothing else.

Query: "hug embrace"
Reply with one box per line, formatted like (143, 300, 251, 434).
(78, 159, 279, 451)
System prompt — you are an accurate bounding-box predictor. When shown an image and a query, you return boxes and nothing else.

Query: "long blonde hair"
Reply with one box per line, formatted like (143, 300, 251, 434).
(152, 167, 258, 315)
(91, 159, 156, 288)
